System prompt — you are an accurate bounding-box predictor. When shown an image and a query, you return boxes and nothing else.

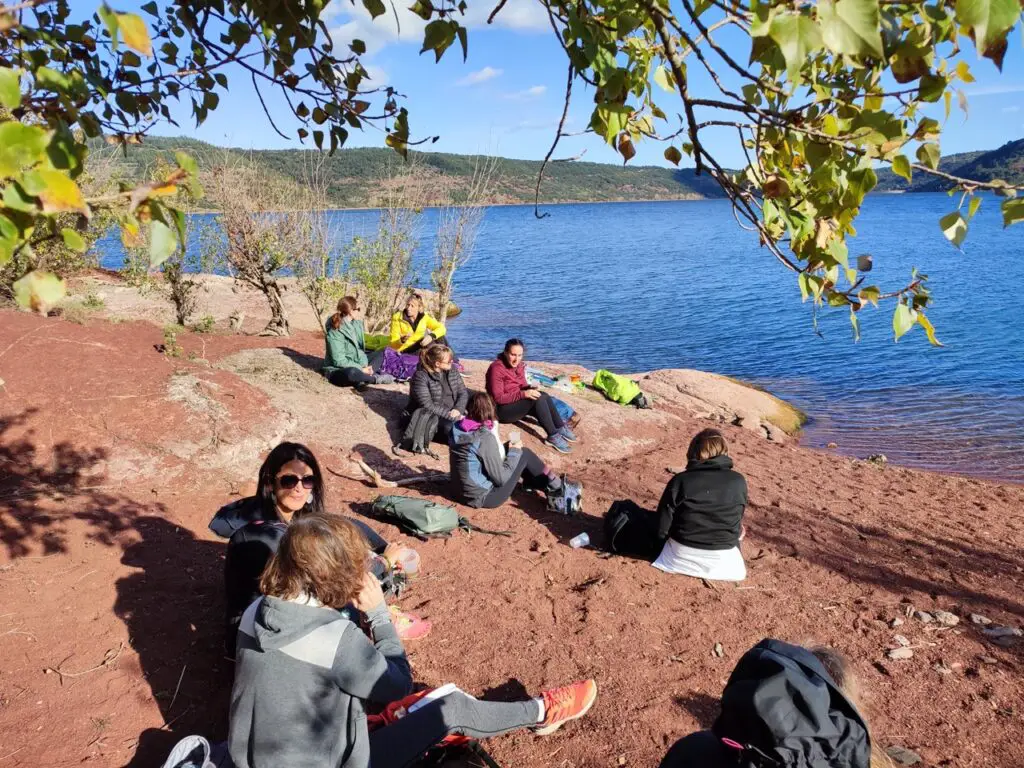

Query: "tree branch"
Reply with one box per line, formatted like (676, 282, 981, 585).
(534, 63, 575, 220)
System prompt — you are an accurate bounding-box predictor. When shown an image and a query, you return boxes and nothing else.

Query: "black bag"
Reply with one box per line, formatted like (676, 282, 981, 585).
(396, 407, 441, 458)
(603, 500, 662, 559)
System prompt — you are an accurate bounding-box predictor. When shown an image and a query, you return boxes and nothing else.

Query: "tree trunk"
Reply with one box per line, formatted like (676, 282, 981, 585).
(261, 279, 290, 336)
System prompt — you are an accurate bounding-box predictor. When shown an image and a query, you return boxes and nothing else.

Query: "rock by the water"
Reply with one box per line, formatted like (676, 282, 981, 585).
(866, 453, 888, 465)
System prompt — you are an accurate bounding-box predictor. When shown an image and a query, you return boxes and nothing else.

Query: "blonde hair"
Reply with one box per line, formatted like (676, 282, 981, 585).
(405, 293, 424, 313)
(420, 344, 452, 373)
(686, 428, 728, 462)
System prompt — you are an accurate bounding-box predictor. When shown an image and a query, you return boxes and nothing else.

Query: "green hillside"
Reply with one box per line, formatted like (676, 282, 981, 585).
(92, 136, 724, 207)
(874, 139, 1024, 192)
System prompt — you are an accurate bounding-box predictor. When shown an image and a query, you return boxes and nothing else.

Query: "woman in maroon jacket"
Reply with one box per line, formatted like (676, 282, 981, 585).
(485, 338, 575, 454)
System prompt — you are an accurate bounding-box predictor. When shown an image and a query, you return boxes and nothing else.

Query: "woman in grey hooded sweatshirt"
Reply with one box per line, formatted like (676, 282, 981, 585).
(229, 513, 598, 768)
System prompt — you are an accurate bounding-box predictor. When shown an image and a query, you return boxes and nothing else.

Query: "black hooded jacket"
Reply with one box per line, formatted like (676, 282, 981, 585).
(657, 455, 748, 550)
(660, 639, 872, 768)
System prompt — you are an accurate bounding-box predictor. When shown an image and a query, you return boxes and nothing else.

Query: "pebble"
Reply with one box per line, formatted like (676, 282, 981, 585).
(890, 617, 904, 628)
(933, 663, 953, 676)
(970, 613, 993, 626)
(983, 626, 1022, 647)
(933, 610, 960, 627)
(713, 642, 724, 658)
(914, 610, 935, 624)
(887, 647, 914, 660)
(894, 635, 911, 647)
(867, 453, 888, 464)
(978, 655, 999, 665)
(886, 745, 922, 766)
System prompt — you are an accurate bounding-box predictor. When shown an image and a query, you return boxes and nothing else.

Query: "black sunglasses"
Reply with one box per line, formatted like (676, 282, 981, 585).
(277, 474, 315, 490)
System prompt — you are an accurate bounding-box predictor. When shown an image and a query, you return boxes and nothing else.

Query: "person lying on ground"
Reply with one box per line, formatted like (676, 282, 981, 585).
(323, 296, 396, 391)
(485, 338, 576, 454)
(652, 428, 748, 581)
(210, 441, 429, 655)
(389, 292, 449, 354)
(228, 513, 598, 768)
(406, 344, 468, 446)
(449, 392, 566, 509)
(660, 639, 888, 768)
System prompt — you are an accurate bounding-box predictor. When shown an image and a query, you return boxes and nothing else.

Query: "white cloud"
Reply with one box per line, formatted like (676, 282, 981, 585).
(965, 84, 1024, 97)
(457, 66, 503, 86)
(329, 0, 547, 55)
(1001, 105, 1021, 113)
(505, 85, 547, 100)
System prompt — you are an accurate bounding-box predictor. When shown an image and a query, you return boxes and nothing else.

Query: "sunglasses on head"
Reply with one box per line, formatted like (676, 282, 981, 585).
(277, 474, 315, 490)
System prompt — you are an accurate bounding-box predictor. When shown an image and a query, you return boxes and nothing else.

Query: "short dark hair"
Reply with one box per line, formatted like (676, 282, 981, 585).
(260, 514, 368, 610)
(503, 338, 525, 355)
(467, 392, 497, 423)
(257, 442, 326, 520)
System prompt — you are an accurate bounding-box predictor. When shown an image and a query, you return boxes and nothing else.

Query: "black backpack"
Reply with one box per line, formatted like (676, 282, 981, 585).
(395, 407, 441, 458)
(603, 500, 662, 559)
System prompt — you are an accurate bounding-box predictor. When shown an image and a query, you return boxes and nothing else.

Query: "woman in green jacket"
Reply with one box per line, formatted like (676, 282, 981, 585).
(322, 297, 395, 391)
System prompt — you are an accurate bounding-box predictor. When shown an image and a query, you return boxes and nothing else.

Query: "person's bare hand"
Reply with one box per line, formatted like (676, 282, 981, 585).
(422, 334, 433, 346)
(382, 542, 406, 565)
(362, 366, 373, 375)
(524, 388, 541, 400)
(739, 524, 747, 542)
(352, 571, 386, 613)
(448, 409, 461, 420)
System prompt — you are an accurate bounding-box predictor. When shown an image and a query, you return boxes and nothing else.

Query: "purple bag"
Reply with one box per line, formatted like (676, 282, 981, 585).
(380, 347, 420, 382)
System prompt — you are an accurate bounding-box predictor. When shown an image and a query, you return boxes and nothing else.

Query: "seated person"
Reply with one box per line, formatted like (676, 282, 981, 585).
(660, 639, 880, 768)
(406, 344, 468, 447)
(390, 292, 449, 354)
(485, 338, 575, 454)
(652, 428, 748, 581)
(229, 513, 598, 768)
(323, 296, 395, 391)
(210, 441, 428, 654)
(450, 393, 563, 509)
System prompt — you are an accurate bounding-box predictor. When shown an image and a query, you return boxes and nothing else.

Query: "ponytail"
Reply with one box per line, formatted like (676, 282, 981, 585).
(329, 296, 359, 330)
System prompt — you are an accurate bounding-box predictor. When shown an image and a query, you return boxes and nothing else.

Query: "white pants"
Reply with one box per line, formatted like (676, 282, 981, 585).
(652, 539, 746, 581)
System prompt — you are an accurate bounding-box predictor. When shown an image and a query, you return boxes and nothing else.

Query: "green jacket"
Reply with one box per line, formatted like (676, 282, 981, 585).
(323, 318, 368, 375)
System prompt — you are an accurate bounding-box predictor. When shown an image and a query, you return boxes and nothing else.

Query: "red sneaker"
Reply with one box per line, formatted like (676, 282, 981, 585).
(389, 606, 432, 641)
(535, 679, 597, 735)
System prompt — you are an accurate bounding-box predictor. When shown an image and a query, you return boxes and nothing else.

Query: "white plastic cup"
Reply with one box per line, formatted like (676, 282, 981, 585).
(396, 548, 421, 577)
(569, 532, 590, 549)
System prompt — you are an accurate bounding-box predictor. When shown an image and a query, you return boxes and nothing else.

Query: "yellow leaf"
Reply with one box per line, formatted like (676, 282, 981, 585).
(917, 312, 943, 347)
(955, 60, 975, 83)
(13, 270, 66, 315)
(116, 13, 153, 57)
(36, 170, 88, 215)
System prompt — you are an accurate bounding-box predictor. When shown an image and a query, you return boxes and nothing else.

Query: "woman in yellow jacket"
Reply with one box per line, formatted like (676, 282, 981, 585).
(389, 293, 449, 354)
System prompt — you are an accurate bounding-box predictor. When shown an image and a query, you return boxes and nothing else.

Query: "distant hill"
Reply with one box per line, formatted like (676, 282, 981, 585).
(874, 139, 1024, 192)
(92, 136, 724, 207)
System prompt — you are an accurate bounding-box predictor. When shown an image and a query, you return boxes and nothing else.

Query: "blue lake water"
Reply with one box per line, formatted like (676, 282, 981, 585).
(98, 193, 1024, 482)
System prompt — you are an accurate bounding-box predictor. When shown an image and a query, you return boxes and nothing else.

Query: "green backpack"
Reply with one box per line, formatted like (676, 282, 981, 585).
(371, 495, 511, 539)
(592, 369, 642, 405)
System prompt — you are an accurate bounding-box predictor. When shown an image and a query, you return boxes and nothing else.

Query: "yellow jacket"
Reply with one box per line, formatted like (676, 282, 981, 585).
(389, 310, 446, 352)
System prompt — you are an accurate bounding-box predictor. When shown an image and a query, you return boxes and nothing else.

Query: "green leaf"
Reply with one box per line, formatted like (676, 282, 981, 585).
(892, 303, 916, 341)
(917, 73, 946, 103)
(174, 151, 198, 177)
(61, 228, 87, 253)
(0, 122, 50, 176)
(421, 20, 457, 61)
(769, 11, 824, 80)
(917, 312, 943, 347)
(891, 154, 911, 182)
(363, 0, 386, 18)
(350, 39, 367, 55)
(116, 13, 153, 56)
(1002, 198, 1024, 227)
(664, 146, 682, 166)
(149, 219, 177, 268)
(798, 272, 811, 301)
(98, 3, 120, 50)
(916, 142, 940, 170)
(967, 196, 982, 220)
(818, 0, 884, 59)
(13, 270, 66, 315)
(653, 65, 674, 93)
(955, 0, 1018, 53)
(0, 68, 21, 109)
(939, 211, 967, 248)
(858, 285, 880, 306)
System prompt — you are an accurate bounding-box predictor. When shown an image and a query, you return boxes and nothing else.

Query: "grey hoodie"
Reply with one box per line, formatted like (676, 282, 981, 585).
(229, 596, 412, 768)
(448, 419, 521, 507)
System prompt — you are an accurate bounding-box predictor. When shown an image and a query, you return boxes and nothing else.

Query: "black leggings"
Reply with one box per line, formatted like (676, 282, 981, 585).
(495, 393, 564, 437)
(328, 349, 385, 388)
(481, 448, 550, 508)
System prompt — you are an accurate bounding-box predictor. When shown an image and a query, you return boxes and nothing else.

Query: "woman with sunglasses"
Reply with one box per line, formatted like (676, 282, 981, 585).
(210, 442, 429, 655)
(323, 296, 395, 391)
(229, 512, 598, 768)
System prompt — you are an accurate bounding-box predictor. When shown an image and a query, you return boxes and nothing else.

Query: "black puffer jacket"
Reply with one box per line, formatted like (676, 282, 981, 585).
(408, 365, 469, 419)
(660, 639, 872, 768)
(656, 454, 747, 550)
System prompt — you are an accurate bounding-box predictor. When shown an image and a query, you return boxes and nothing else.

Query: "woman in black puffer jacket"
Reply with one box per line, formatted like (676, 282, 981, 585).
(402, 345, 468, 451)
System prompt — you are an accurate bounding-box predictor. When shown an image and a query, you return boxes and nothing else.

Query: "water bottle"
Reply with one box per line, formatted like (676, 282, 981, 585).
(569, 532, 590, 549)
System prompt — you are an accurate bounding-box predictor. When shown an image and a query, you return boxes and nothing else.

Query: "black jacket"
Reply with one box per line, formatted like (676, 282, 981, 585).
(660, 639, 872, 768)
(408, 365, 469, 419)
(656, 455, 747, 550)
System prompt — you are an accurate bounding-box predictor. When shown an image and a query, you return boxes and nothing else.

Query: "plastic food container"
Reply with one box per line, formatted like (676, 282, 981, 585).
(569, 532, 590, 549)
(396, 548, 421, 577)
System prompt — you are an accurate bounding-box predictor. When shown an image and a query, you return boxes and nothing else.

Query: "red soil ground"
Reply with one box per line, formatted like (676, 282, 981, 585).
(0, 309, 1022, 768)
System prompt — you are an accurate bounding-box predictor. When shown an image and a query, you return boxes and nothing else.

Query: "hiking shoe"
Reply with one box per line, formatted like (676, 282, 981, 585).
(558, 426, 578, 443)
(373, 373, 396, 385)
(389, 606, 432, 641)
(545, 434, 572, 454)
(535, 679, 597, 735)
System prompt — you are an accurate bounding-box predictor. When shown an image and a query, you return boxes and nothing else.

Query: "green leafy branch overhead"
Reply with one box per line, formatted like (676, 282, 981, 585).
(2, 0, 1023, 343)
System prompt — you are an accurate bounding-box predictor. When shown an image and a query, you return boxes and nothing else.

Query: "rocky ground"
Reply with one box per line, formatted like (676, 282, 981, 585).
(0, 295, 1022, 768)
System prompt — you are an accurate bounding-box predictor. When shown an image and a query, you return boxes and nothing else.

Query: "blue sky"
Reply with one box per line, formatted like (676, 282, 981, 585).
(99, 0, 1024, 168)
